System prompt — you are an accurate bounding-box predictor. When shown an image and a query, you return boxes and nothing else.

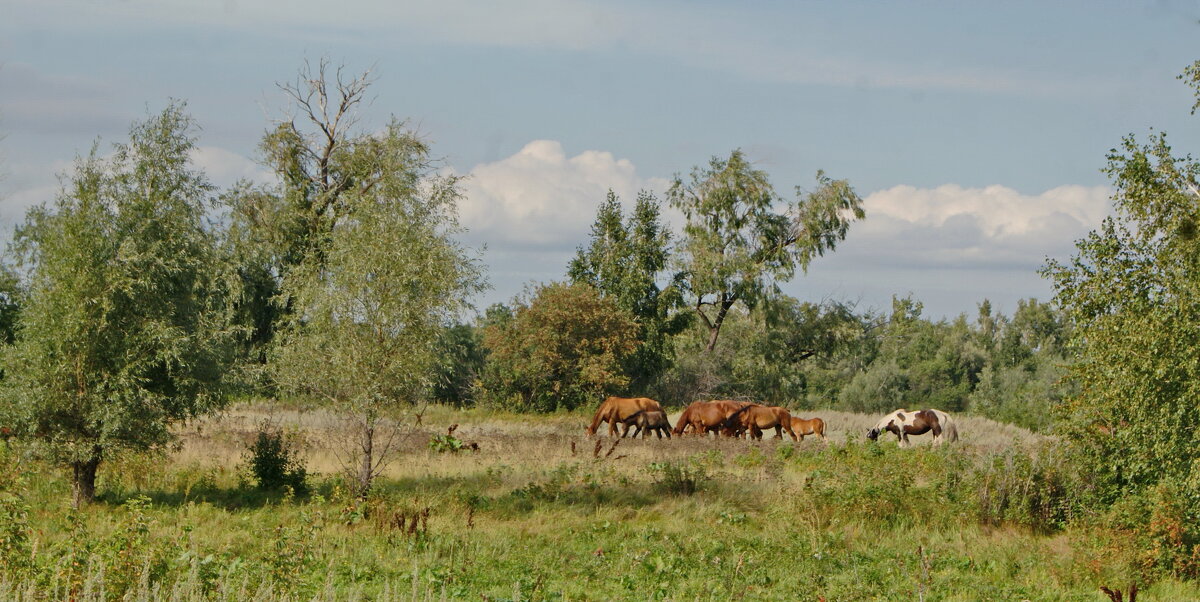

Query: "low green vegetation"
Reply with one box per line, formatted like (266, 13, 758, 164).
(0, 410, 1197, 600)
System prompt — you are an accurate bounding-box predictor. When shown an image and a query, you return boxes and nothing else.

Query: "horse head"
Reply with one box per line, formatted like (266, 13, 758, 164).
(868, 410, 906, 442)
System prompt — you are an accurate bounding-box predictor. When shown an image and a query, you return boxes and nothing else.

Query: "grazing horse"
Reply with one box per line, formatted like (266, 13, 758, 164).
(790, 416, 826, 441)
(725, 404, 798, 441)
(866, 409, 958, 447)
(586, 396, 663, 437)
(628, 410, 673, 439)
(672, 400, 750, 437)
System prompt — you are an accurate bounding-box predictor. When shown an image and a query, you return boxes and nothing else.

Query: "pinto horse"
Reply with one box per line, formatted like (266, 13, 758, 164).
(628, 409, 673, 439)
(790, 416, 826, 441)
(586, 396, 664, 437)
(672, 400, 750, 437)
(867, 408, 958, 447)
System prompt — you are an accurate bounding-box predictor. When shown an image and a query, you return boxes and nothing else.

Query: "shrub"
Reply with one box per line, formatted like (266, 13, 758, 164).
(973, 444, 1084, 532)
(0, 455, 33, 578)
(243, 423, 308, 494)
(647, 460, 708, 496)
(429, 424, 479, 454)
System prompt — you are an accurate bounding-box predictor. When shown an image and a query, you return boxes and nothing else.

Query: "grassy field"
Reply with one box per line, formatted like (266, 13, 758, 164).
(1, 403, 1195, 600)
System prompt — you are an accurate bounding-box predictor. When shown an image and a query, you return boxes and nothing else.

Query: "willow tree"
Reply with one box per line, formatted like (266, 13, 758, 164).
(270, 135, 483, 498)
(1044, 62, 1200, 503)
(224, 59, 431, 362)
(668, 149, 864, 351)
(0, 104, 235, 507)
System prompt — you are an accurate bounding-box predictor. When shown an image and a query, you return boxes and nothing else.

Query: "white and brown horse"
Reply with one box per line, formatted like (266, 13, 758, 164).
(866, 409, 958, 447)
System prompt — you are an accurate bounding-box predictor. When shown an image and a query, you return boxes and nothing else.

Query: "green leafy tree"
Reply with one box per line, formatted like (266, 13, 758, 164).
(966, 298, 1070, 432)
(568, 190, 687, 392)
(1044, 76, 1200, 501)
(225, 60, 431, 365)
(0, 104, 235, 507)
(0, 264, 20, 347)
(668, 149, 864, 352)
(429, 322, 487, 407)
(481, 283, 638, 412)
(839, 296, 987, 414)
(270, 143, 483, 498)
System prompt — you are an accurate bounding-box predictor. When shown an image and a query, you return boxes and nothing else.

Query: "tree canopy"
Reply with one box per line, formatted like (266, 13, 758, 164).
(668, 149, 864, 351)
(568, 190, 687, 392)
(0, 104, 236, 507)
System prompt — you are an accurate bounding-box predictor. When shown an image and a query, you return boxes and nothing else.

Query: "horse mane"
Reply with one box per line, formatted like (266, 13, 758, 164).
(873, 409, 905, 430)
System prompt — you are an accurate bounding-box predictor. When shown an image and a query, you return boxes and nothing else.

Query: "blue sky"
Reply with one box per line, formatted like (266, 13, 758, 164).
(3, 1, 1199, 318)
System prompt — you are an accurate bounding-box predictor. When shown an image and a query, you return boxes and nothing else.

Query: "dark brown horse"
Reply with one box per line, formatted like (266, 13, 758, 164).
(629, 410, 673, 439)
(672, 400, 750, 437)
(725, 404, 797, 440)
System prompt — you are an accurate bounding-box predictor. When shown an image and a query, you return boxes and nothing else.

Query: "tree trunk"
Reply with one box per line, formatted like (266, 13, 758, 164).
(71, 448, 102, 509)
(703, 300, 734, 352)
(705, 323, 723, 352)
(357, 419, 375, 500)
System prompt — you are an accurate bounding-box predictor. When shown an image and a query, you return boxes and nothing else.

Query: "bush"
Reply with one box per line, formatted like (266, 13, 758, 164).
(0, 448, 33, 579)
(647, 459, 708, 496)
(243, 423, 308, 494)
(429, 424, 479, 454)
(973, 444, 1084, 532)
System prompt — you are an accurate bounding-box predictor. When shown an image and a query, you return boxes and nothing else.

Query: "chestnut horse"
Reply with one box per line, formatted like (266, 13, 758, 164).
(672, 400, 750, 437)
(725, 404, 797, 441)
(790, 416, 826, 441)
(629, 409, 673, 439)
(866, 408, 958, 447)
(586, 396, 663, 437)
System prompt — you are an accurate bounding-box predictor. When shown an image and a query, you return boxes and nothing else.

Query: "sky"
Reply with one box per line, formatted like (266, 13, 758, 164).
(3, 0, 1200, 319)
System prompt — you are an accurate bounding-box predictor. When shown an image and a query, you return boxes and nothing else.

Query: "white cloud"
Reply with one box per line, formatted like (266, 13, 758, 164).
(825, 184, 1112, 273)
(458, 140, 669, 248)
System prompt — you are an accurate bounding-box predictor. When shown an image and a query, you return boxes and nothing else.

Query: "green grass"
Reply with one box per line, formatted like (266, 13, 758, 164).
(1, 405, 1197, 600)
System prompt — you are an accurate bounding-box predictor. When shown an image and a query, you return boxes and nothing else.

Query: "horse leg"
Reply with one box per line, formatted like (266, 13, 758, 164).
(773, 425, 783, 440)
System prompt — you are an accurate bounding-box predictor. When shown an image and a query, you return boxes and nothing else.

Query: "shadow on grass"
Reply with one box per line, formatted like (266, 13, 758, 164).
(98, 483, 308, 510)
(98, 464, 673, 517)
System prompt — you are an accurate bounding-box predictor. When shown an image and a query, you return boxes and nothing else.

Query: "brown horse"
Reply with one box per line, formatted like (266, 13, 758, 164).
(790, 416, 826, 441)
(725, 404, 797, 441)
(672, 400, 750, 437)
(586, 396, 664, 437)
(629, 410, 673, 439)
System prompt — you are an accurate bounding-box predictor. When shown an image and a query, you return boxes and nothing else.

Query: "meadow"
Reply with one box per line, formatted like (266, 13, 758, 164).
(2, 403, 1196, 601)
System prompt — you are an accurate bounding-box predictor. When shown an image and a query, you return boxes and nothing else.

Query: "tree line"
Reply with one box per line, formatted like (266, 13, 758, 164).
(5, 56, 1200, 537)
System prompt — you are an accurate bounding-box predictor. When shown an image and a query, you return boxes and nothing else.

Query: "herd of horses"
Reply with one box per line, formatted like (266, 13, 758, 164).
(585, 397, 959, 446)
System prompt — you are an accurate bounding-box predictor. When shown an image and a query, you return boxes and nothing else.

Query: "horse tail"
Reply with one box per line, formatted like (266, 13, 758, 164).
(815, 418, 826, 440)
(940, 412, 959, 442)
